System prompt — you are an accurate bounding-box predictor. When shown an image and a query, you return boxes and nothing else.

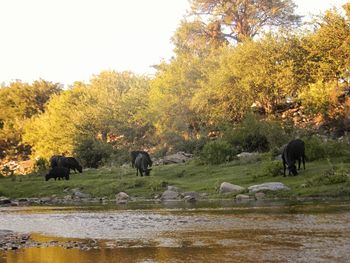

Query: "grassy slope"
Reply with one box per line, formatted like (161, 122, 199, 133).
(1, 158, 350, 200)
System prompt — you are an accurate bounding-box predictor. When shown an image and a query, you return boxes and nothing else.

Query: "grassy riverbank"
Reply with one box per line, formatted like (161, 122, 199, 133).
(1, 156, 350, 200)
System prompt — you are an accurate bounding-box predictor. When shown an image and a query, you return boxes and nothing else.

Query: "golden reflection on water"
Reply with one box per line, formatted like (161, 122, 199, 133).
(3, 246, 232, 263)
(1, 202, 350, 263)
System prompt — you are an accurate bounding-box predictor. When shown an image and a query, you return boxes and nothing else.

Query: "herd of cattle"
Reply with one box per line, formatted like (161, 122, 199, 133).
(45, 139, 306, 181)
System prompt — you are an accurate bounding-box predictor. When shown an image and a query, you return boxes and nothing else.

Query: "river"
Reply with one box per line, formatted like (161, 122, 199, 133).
(0, 200, 350, 262)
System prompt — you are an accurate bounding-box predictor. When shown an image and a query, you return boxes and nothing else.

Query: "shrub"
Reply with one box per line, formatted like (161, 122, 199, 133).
(33, 157, 49, 174)
(174, 137, 208, 155)
(306, 163, 348, 186)
(303, 136, 327, 161)
(298, 81, 334, 114)
(223, 114, 288, 153)
(303, 136, 350, 161)
(200, 140, 234, 165)
(74, 137, 114, 168)
(262, 161, 283, 177)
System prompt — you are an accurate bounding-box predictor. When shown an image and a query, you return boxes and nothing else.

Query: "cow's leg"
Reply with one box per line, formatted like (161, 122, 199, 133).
(298, 158, 301, 170)
(302, 155, 306, 170)
(282, 159, 286, 177)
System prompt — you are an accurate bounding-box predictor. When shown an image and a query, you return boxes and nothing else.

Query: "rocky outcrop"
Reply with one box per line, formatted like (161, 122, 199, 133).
(219, 182, 245, 194)
(157, 152, 193, 165)
(160, 190, 181, 201)
(248, 182, 290, 193)
(115, 192, 130, 204)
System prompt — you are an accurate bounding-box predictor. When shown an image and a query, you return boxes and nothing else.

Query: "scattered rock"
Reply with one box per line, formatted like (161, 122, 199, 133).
(160, 190, 180, 201)
(0, 197, 11, 205)
(167, 185, 180, 192)
(115, 192, 130, 204)
(70, 188, 91, 199)
(159, 152, 193, 165)
(219, 182, 245, 194)
(181, 191, 200, 202)
(248, 182, 290, 193)
(235, 194, 250, 201)
(255, 192, 266, 200)
(183, 195, 197, 203)
(236, 152, 260, 163)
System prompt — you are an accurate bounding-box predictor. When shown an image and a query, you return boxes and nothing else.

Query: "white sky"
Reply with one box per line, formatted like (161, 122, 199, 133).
(0, 0, 349, 86)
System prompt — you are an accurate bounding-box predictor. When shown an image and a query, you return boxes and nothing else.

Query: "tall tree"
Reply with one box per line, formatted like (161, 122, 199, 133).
(0, 80, 62, 160)
(190, 0, 301, 42)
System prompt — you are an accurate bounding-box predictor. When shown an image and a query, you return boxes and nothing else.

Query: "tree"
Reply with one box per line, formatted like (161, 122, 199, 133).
(23, 71, 152, 161)
(192, 33, 308, 124)
(190, 0, 301, 42)
(0, 80, 62, 160)
(303, 3, 350, 85)
(149, 55, 204, 142)
(172, 20, 228, 57)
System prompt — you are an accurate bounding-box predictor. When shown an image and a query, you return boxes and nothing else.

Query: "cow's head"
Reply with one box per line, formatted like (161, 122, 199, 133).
(144, 168, 152, 176)
(288, 164, 298, 176)
(45, 174, 50, 181)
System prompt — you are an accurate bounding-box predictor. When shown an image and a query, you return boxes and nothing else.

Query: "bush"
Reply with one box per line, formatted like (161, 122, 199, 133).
(33, 157, 49, 175)
(200, 140, 235, 165)
(306, 163, 348, 186)
(298, 81, 334, 114)
(303, 136, 350, 161)
(303, 136, 327, 161)
(223, 114, 288, 153)
(262, 161, 283, 177)
(74, 137, 114, 168)
(174, 137, 208, 155)
(161, 131, 209, 155)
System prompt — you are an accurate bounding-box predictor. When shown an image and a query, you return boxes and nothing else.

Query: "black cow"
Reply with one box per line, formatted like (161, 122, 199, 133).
(282, 139, 306, 176)
(50, 155, 82, 173)
(45, 167, 70, 181)
(134, 153, 152, 176)
(130, 151, 152, 168)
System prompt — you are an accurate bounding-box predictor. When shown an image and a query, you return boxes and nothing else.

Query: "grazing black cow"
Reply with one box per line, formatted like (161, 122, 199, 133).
(50, 155, 82, 173)
(134, 153, 152, 176)
(45, 167, 70, 181)
(282, 139, 306, 176)
(130, 151, 152, 168)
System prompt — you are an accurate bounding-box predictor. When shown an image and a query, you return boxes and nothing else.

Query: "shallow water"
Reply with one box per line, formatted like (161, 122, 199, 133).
(1, 201, 350, 262)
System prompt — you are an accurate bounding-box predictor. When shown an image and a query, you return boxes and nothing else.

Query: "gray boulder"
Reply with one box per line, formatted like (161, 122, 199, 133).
(248, 182, 290, 193)
(115, 192, 130, 204)
(71, 188, 91, 199)
(181, 191, 200, 202)
(162, 152, 193, 165)
(161, 190, 180, 201)
(235, 194, 250, 201)
(0, 197, 11, 205)
(219, 182, 245, 194)
(255, 192, 266, 200)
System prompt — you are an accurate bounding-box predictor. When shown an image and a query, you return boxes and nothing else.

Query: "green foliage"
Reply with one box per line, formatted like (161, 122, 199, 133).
(0, 80, 62, 159)
(34, 157, 49, 174)
(262, 161, 283, 177)
(303, 136, 350, 161)
(200, 140, 234, 165)
(306, 163, 349, 187)
(224, 114, 288, 152)
(74, 137, 114, 168)
(298, 81, 334, 114)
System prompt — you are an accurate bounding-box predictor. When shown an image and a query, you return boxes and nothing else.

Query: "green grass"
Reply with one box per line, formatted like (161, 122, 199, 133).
(1, 158, 350, 200)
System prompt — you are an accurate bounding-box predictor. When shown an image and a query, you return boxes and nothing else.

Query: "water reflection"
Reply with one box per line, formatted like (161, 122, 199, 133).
(1, 201, 350, 262)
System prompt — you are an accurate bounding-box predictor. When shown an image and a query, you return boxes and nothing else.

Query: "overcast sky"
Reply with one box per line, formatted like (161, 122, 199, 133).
(0, 0, 348, 86)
